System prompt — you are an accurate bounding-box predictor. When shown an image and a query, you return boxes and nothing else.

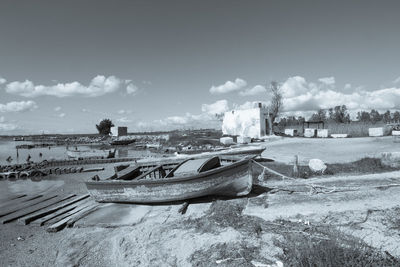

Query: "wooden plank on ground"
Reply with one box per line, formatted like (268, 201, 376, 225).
(66, 204, 99, 227)
(0, 194, 43, 210)
(43, 200, 94, 226)
(46, 203, 98, 232)
(17, 194, 88, 225)
(31, 198, 90, 226)
(0, 194, 26, 202)
(1, 194, 75, 224)
(0, 194, 58, 218)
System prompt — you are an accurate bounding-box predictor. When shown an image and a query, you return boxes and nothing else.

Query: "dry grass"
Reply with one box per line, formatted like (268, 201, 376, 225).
(184, 200, 400, 266)
(275, 228, 400, 267)
(259, 157, 398, 179)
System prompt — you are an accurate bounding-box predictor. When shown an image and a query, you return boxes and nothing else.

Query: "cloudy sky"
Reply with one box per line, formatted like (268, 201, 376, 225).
(1, 0, 400, 134)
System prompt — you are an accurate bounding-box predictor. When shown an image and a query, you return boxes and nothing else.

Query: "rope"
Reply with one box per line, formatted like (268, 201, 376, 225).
(252, 159, 336, 195)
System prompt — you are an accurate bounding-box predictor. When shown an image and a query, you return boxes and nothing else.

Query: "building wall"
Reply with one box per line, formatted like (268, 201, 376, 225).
(118, 127, 128, 136)
(221, 108, 259, 138)
(111, 127, 118, 137)
(222, 106, 270, 138)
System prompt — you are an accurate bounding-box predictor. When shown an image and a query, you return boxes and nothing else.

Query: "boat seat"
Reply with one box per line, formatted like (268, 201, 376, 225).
(171, 156, 221, 177)
(116, 166, 142, 180)
(198, 156, 221, 173)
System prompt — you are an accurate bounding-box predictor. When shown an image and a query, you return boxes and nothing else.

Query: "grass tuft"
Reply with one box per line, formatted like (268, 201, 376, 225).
(275, 228, 400, 267)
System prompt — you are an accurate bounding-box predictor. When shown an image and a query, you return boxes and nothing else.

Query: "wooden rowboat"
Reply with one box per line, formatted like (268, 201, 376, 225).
(66, 149, 115, 159)
(85, 156, 256, 203)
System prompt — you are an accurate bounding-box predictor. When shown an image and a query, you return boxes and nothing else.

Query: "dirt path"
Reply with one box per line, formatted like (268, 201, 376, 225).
(262, 136, 399, 164)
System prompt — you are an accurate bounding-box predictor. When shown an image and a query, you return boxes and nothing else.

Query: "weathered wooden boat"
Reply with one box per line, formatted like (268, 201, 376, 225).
(110, 139, 135, 146)
(175, 145, 265, 158)
(66, 149, 115, 159)
(85, 155, 256, 203)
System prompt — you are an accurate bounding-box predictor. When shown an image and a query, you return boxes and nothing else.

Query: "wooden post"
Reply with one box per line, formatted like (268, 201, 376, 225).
(293, 155, 299, 177)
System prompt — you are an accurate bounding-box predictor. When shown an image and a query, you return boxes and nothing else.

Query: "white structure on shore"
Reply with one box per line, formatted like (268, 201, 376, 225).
(222, 103, 271, 138)
(111, 126, 128, 137)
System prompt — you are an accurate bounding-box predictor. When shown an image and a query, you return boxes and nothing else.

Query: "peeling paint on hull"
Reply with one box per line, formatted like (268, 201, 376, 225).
(85, 159, 254, 203)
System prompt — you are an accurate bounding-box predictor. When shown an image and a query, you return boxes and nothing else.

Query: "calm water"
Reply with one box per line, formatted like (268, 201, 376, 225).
(0, 140, 156, 165)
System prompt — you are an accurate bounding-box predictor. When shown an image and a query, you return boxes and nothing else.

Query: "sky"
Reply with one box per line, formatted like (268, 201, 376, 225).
(0, 0, 400, 134)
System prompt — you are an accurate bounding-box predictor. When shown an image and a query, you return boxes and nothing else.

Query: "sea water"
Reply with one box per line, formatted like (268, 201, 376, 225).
(0, 139, 157, 166)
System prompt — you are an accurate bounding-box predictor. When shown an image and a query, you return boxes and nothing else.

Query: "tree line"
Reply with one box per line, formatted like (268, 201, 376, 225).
(278, 105, 400, 127)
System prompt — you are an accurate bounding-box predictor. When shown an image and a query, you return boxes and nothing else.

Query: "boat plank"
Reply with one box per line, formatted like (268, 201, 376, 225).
(17, 194, 89, 225)
(32, 198, 91, 226)
(1, 194, 75, 224)
(43, 200, 94, 226)
(0, 194, 58, 218)
(46, 204, 99, 232)
(0, 195, 42, 210)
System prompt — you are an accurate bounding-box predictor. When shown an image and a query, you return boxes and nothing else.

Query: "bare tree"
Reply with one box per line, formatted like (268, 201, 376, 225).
(267, 81, 283, 135)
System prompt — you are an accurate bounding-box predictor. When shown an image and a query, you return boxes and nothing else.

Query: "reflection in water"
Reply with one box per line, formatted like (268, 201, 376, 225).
(0, 179, 65, 199)
(0, 140, 159, 165)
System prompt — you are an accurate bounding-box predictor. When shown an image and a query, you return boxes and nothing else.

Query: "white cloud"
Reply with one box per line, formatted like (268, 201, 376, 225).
(201, 100, 229, 115)
(117, 109, 132, 115)
(318, 76, 335, 86)
(0, 116, 17, 131)
(239, 85, 267, 96)
(344, 83, 352, 90)
(393, 76, 400, 84)
(117, 117, 132, 123)
(281, 76, 400, 112)
(0, 100, 38, 113)
(3, 75, 139, 98)
(126, 83, 138, 95)
(209, 78, 247, 94)
(233, 101, 269, 110)
(0, 77, 6, 84)
(281, 76, 310, 98)
(58, 113, 66, 118)
(0, 122, 17, 131)
(54, 106, 62, 112)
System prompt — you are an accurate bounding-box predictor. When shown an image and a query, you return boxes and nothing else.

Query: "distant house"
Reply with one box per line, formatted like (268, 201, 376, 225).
(222, 103, 271, 138)
(111, 126, 128, 137)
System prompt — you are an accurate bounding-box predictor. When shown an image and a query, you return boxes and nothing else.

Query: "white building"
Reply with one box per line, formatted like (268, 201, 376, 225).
(222, 103, 271, 138)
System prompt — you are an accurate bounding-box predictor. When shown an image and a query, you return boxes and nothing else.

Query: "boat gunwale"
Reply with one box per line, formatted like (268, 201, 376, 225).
(85, 157, 251, 186)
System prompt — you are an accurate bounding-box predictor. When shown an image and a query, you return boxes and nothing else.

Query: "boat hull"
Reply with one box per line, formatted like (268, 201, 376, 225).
(66, 150, 111, 159)
(85, 159, 253, 203)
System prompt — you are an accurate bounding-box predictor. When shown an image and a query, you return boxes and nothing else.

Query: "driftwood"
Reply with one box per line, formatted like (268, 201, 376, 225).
(0, 194, 58, 218)
(17, 194, 89, 225)
(1, 194, 75, 224)
(42, 200, 93, 226)
(0, 194, 41, 210)
(47, 204, 99, 232)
